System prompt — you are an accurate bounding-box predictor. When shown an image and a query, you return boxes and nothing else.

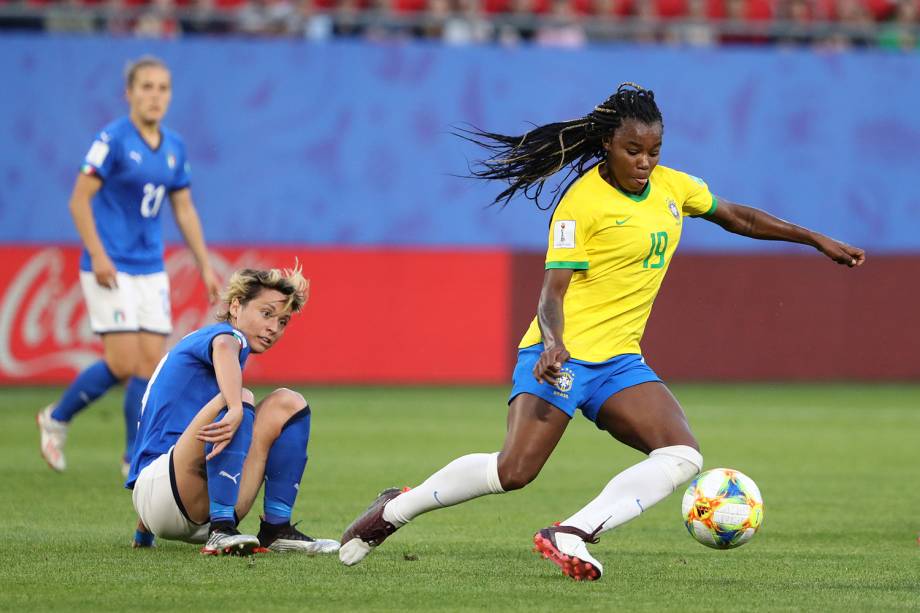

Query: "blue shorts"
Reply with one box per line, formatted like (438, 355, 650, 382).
(508, 344, 662, 426)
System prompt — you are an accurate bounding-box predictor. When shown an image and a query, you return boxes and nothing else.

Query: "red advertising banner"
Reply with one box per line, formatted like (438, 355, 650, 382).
(0, 246, 511, 384)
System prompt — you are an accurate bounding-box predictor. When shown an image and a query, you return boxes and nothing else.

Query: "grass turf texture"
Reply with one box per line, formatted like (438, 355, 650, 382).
(2, 384, 919, 612)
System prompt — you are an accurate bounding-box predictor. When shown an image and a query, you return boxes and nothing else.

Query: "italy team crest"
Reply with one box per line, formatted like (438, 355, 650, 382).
(167, 153, 177, 169)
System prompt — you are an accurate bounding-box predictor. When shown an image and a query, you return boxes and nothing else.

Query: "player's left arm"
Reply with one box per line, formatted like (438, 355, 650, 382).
(170, 188, 221, 302)
(704, 196, 866, 268)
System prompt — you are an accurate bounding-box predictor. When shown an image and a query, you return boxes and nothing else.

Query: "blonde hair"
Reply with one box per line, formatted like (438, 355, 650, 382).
(217, 263, 310, 322)
(124, 55, 169, 88)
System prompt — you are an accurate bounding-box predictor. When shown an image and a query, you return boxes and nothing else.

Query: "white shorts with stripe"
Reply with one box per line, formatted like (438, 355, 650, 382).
(132, 449, 209, 544)
(80, 270, 172, 335)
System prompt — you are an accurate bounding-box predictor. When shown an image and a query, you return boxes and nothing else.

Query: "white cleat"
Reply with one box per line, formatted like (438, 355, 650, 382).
(257, 519, 340, 554)
(533, 524, 604, 581)
(200, 528, 261, 556)
(338, 487, 405, 566)
(37, 406, 68, 472)
(339, 538, 373, 566)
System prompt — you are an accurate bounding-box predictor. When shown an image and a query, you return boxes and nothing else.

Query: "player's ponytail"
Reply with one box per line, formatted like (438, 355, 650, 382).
(457, 82, 662, 210)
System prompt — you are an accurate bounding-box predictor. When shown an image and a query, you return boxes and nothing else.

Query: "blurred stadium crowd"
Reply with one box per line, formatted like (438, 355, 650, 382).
(1, 0, 918, 49)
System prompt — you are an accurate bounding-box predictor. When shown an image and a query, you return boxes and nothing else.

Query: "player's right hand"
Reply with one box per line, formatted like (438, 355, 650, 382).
(534, 344, 570, 385)
(92, 253, 118, 288)
(197, 406, 243, 460)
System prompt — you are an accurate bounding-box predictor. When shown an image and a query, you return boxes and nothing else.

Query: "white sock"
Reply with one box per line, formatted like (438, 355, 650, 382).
(382, 452, 505, 526)
(561, 445, 703, 537)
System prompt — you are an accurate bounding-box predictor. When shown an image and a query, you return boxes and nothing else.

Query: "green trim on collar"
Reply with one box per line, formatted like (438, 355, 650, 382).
(615, 180, 651, 203)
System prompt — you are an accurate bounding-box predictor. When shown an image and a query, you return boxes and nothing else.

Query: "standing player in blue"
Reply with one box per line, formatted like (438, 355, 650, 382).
(338, 83, 866, 580)
(127, 265, 339, 555)
(37, 56, 220, 475)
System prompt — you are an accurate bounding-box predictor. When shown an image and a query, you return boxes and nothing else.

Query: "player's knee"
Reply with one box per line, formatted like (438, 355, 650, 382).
(266, 387, 307, 413)
(279, 387, 307, 410)
(649, 444, 703, 490)
(104, 356, 134, 380)
(496, 455, 541, 491)
(241, 388, 256, 406)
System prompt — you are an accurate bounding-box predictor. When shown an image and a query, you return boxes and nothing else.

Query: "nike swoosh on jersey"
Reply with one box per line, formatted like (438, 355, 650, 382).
(616, 217, 632, 225)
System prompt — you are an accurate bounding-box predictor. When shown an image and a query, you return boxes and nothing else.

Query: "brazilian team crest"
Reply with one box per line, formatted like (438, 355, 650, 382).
(555, 368, 575, 393)
(667, 199, 680, 223)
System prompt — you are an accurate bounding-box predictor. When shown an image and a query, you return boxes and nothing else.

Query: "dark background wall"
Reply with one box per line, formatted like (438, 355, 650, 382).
(510, 253, 918, 381)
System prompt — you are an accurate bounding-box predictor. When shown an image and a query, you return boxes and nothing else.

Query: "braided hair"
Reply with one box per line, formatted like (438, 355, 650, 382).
(458, 82, 663, 210)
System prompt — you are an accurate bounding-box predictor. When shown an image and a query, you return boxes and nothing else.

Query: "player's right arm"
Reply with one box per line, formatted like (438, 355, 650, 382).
(534, 268, 574, 385)
(534, 193, 591, 385)
(68, 173, 118, 288)
(196, 334, 245, 460)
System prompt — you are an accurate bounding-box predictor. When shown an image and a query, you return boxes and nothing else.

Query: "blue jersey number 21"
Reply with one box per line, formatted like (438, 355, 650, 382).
(140, 183, 166, 218)
(642, 231, 669, 269)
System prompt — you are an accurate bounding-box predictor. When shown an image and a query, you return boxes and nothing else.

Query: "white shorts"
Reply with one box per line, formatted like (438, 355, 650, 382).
(132, 449, 209, 544)
(80, 270, 172, 335)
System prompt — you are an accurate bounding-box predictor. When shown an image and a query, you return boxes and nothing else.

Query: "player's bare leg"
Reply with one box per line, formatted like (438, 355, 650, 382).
(339, 393, 569, 566)
(102, 333, 142, 381)
(537, 382, 703, 581)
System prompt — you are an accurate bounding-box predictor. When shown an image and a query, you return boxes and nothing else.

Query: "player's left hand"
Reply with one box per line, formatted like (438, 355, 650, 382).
(813, 234, 866, 268)
(197, 406, 243, 460)
(534, 344, 570, 385)
(202, 268, 221, 304)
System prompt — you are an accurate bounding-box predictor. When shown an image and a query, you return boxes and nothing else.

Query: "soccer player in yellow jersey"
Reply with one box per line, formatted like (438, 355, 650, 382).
(339, 83, 865, 580)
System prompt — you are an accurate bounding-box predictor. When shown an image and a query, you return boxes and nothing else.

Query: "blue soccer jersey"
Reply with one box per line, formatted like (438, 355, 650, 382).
(125, 322, 250, 489)
(79, 116, 192, 275)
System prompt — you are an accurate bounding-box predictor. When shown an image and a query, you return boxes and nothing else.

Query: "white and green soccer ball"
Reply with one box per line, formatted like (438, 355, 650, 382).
(681, 468, 764, 549)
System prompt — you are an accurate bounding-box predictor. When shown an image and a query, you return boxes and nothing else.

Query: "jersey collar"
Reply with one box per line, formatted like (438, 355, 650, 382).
(595, 164, 652, 203)
(614, 179, 651, 203)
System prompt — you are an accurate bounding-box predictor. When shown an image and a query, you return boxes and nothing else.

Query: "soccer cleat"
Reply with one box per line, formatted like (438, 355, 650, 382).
(200, 527, 261, 556)
(37, 405, 68, 472)
(338, 487, 406, 566)
(533, 523, 604, 581)
(257, 519, 340, 554)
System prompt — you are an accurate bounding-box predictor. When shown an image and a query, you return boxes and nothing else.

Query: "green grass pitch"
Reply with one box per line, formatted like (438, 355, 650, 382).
(2, 384, 919, 611)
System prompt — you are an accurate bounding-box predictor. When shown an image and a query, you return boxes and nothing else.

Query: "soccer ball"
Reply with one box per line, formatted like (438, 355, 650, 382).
(681, 468, 764, 549)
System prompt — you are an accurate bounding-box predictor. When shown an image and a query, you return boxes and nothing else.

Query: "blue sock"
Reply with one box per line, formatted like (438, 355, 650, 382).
(205, 404, 255, 525)
(263, 406, 311, 525)
(123, 377, 148, 461)
(51, 360, 120, 422)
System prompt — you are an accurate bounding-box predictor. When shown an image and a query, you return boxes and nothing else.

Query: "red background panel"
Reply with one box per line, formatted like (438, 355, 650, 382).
(0, 246, 511, 385)
(2, 246, 916, 384)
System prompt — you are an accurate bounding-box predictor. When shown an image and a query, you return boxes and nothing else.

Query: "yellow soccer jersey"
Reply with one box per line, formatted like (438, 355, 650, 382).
(519, 163, 717, 362)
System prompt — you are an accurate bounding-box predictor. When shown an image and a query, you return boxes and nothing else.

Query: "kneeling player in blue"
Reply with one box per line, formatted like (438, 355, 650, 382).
(125, 265, 339, 555)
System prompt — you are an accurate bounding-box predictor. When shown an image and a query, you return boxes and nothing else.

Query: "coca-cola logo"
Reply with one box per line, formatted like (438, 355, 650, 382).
(0, 247, 268, 381)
